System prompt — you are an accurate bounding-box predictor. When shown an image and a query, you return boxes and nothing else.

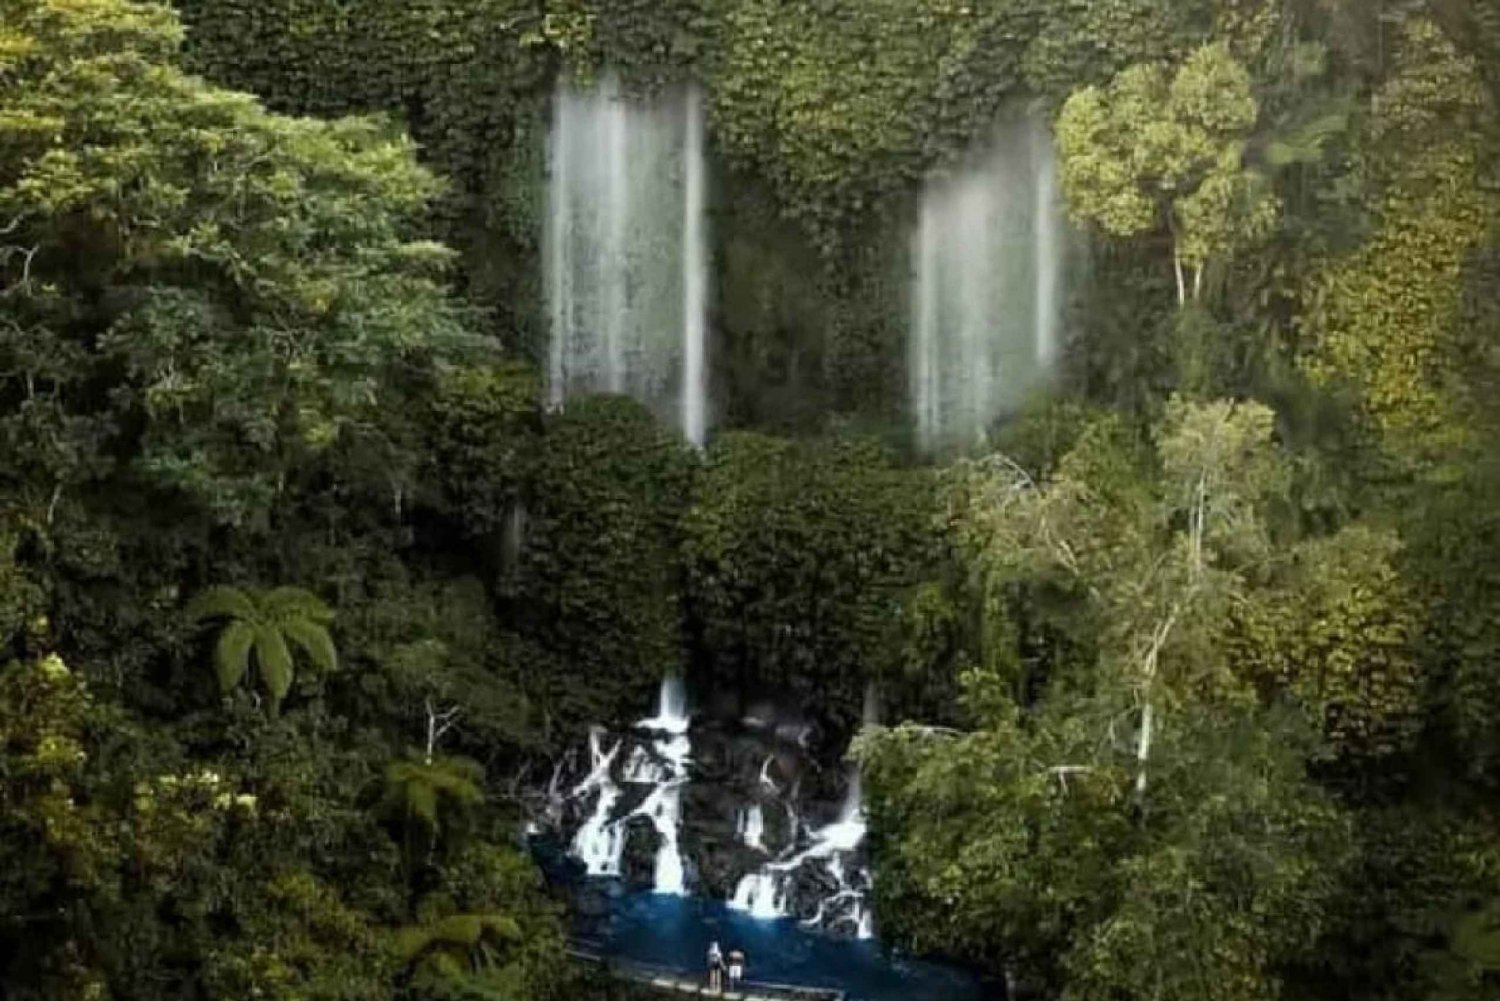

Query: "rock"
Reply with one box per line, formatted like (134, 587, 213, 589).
(575, 883, 611, 918)
(622, 815, 662, 888)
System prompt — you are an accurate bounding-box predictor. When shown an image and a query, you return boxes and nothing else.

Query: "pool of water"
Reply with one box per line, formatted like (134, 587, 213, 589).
(575, 888, 988, 1001)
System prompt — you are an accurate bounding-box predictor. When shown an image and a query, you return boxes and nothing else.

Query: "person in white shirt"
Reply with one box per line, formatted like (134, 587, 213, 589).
(707, 941, 725, 992)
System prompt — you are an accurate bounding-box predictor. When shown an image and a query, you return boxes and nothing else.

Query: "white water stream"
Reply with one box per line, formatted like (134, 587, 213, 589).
(569, 677, 692, 893)
(910, 114, 1065, 452)
(545, 73, 710, 446)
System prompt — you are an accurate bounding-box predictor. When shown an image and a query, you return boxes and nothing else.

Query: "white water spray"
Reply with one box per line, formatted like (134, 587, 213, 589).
(910, 114, 1066, 452)
(545, 72, 710, 445)
(570, 727, 625, 876)
(736, 803, 766, 852)
(631, 677, 692, 895)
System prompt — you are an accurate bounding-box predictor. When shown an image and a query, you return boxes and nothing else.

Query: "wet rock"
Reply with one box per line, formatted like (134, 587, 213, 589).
(622, 815, 661, 888)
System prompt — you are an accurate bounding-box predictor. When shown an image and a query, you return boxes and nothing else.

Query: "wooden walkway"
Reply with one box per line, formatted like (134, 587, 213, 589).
(569, 944, 847, 1001)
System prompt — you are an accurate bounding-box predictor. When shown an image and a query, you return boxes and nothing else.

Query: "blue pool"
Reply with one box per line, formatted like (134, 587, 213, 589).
(574, 887, 990, 1001)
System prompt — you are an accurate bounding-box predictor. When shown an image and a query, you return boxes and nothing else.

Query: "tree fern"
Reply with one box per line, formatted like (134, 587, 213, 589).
(214, 619, 256, 690)
(396, 911, 523, 975)
(384, 752, 484, 833)
(187, 584, 338, 708)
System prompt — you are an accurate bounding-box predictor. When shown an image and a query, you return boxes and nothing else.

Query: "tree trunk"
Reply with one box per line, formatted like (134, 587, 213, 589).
(1135, 701, 1154, 796)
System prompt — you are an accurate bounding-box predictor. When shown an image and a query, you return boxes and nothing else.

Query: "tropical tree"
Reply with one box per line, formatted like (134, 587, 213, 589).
(858, 398, 1358, 998)
(1056, 42, 1280, 306)
(187, 585, 336, 706)
(0, 0, 478, 527)
(383, 751, 484, 835)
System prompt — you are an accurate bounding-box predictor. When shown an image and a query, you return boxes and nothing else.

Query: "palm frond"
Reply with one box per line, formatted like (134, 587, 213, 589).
(394, 925, 434, 961)
(405, 780, 438, 828)
(214, 619, 256, 692)
(186, 585, 257, 623)
(432, 913, 486, 947)
(263, 586, 334, 625)
(282, 617, 338, 674)
(254, 623, 294, 702)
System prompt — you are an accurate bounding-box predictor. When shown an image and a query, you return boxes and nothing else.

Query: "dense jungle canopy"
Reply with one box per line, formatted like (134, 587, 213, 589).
(1, 0, 1500, 998)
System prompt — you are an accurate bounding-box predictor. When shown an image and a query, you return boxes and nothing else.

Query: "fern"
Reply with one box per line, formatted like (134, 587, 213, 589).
(282, 616, 337, 673)
(186, 584, 339, 708)
(396, 911, 523, 977)
(187, 585, 257, 622)
(214, 619, 256, 690)
(384, 752, 483, 833)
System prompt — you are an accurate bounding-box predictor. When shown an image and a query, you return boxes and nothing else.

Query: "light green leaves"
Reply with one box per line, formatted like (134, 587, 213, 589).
(1056, 41, 1280, 298)
(213, 619, 255, 691)
(0, 0, 478, 526)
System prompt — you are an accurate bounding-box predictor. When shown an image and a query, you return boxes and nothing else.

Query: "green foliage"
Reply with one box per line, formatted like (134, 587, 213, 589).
(861, 399, 1380, 996)
(1298, 18, 1498, 463)
(515, 395, 694, 729)
(384, 751, 484, 834)
(188, 584, 337, 706)
(1057, 41, 1280, 304)
(683, 432, 942, 724)
(0, 0, 479, 526)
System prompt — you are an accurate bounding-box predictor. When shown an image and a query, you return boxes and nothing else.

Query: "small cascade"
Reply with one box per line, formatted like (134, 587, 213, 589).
(567, 677, 693, 895)
(545, 72, 710, 446)
(758, 755, 780, 794)
(736, 804, 766, 852)
(728, 768, 871, 936)
(909, 113, 1066, 453)
(631, 679, 692, 894)
(570, 728, 625, 876)
(560, 684, 879, 937)
(732, 871, 787, 918)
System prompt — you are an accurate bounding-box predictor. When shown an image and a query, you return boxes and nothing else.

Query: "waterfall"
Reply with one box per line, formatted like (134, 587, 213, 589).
(562, 683, 879, 936)
(631, 678, 692, 895)
(566, 677, 693, 894)
(570, 727, 625, 876)
(681, 88, 709, 446)
(909, 114, 1066, 453)
(545, 72, 710, 445)
(728, 767, 872, 938)
(736, 804, 766, 852)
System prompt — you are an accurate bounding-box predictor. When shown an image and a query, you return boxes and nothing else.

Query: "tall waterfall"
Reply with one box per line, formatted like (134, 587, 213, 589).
(910, 115, 1065, 453)
(545, 72, 710, 446)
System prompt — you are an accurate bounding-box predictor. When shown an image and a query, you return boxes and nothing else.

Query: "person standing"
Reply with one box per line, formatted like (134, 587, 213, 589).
(707, 940, 724, 993)
(727, 947, 746, 991)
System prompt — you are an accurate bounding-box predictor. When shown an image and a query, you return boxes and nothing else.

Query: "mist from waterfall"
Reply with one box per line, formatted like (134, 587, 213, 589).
(910, 114, 1065, 453)
(546, 73, 710, 446)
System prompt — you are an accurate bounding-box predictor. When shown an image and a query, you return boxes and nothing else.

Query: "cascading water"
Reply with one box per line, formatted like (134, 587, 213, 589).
(728, 684, 881, 939)
(736, 804, 766, 852)
(570, 727, 625, 876)
(559, 682, 881, 934)
(729, 767, 872, 937)
(545, 72, 710, 446)
(910, 114, 1066, 453)
(631, 677, 692, 894)
(567, 677, 692, 894)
